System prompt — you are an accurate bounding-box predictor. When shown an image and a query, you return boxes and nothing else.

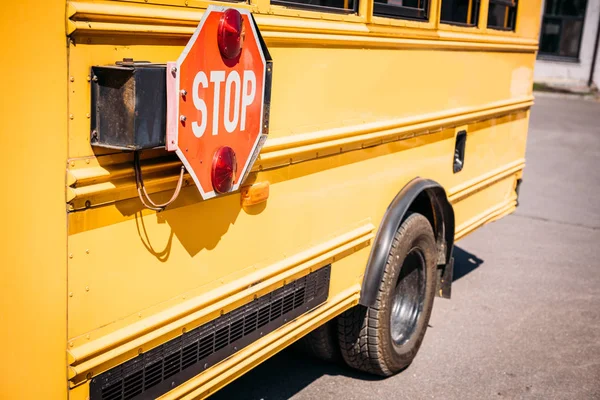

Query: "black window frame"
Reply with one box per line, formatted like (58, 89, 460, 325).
(486, 0, 518, 31)
(373, 0, 430, 21)
(538, 0, 588, 61)
(271, 0, 359, 14)
(439, 0, 481, 27)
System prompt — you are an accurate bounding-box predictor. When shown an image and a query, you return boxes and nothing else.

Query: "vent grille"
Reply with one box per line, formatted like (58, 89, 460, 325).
(90, 266, 331, 400)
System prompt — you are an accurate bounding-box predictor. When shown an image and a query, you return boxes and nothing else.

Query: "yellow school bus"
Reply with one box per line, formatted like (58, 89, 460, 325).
(1, 0, 541, 398)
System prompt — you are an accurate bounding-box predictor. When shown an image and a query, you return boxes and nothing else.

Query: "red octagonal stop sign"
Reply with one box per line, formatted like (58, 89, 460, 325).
(166, 6, 272, 200)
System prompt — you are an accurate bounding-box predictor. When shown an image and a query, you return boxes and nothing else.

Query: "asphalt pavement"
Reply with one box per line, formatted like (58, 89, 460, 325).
(210, 95, 600, 400)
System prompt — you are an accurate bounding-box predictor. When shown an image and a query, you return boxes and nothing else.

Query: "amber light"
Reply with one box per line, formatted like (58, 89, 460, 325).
(217, 9, 245, 60)
(211, 146, 237, 194)
(241, 181, 270, 207)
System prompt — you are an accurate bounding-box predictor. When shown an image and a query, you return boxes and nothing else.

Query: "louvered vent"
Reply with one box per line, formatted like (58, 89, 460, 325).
(89, 266, 331, 400)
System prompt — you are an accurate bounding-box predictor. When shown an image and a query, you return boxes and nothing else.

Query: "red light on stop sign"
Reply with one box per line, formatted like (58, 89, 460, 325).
(217, 9, 245, 60)
(211, 146, 238, 193)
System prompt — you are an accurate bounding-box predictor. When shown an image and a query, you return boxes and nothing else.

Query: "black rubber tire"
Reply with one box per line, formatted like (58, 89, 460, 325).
(295, 319, 341, 362)
(338, 212, 437, 376)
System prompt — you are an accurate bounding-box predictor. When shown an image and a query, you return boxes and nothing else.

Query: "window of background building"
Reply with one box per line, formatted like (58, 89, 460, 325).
(272, 0, 356, 13)
(539, 0, 588, 60)
(440, 0, 480, 26)
(373, 0, 429, 21)
(487, 0, 518, 31)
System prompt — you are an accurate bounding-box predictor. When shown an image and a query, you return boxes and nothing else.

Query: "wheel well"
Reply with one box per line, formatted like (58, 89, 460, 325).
(406, 190, 449, 265)
(407, 192, 435, 237)
(359, 178, 455, 307)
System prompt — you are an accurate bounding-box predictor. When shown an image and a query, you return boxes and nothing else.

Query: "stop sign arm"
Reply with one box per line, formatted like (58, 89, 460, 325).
(165, 6, 273, 200)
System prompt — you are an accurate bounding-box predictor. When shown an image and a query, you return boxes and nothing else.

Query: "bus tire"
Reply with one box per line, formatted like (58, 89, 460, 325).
(338, 212, 437, 376)
(296, 319, 341, 362)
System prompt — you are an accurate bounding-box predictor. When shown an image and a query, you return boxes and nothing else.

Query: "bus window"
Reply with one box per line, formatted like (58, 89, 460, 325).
(440, 0, 480, 26)
(487, 0, 518, 31)
(272, 0, 357, 12)
(373, 0, 429, 20)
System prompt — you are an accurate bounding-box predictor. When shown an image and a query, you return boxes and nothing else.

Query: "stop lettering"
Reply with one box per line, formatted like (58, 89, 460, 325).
(191, 69, 256, 137)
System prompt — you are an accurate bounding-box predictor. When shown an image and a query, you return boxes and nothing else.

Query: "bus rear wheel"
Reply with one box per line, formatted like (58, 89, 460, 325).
(295, 319, 340, 362)
(338, 212, 437, 376)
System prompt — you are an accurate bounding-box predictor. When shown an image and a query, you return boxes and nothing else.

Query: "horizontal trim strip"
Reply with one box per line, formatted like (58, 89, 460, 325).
(67, 1, 538, 51)
(455, 195, 517, 240)
(67, 223, 374, 383)
(67, 97, 533, 209)
(448, 158, 525, 204)
(164, 285, 360, 399)
(260, 97, 532, 159)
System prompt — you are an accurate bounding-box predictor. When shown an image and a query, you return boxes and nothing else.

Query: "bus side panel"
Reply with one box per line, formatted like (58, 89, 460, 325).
(0, 0, 68, 398)
(63, 2, 539, 396)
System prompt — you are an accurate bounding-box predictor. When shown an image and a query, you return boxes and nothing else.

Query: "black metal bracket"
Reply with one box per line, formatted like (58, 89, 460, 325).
(90, 60, 167, 151)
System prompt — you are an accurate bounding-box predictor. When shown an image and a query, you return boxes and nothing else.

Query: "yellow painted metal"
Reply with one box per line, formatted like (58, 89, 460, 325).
(0, 0, 68, 398)
(1, 0, 543, 398)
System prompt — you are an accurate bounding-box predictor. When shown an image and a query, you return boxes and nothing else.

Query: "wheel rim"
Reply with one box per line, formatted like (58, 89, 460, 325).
(390, 248, 426, 348)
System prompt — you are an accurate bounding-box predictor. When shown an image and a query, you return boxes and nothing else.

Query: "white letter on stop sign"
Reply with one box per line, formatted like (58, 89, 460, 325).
(241, 71, 256, 131)
(224, 71, 241, 133)
(192, 70, 257, 136)
(192, 71, 208, 138)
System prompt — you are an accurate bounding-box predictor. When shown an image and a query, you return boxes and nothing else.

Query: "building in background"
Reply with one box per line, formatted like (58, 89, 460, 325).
(534, 0, 600, 92)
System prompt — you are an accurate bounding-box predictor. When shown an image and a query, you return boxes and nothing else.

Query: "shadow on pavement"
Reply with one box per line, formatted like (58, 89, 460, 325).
(208, 348, 381, 400)
(209, 246, 484, 399)
(452, 246, 484, 281)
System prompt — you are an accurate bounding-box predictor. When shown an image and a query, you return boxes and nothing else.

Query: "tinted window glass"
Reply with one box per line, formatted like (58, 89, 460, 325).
(487, 0, 517, 31)
(272, 0, 356, 12)
(374, 0, 429, 20)
(440, 0, 479, 26)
